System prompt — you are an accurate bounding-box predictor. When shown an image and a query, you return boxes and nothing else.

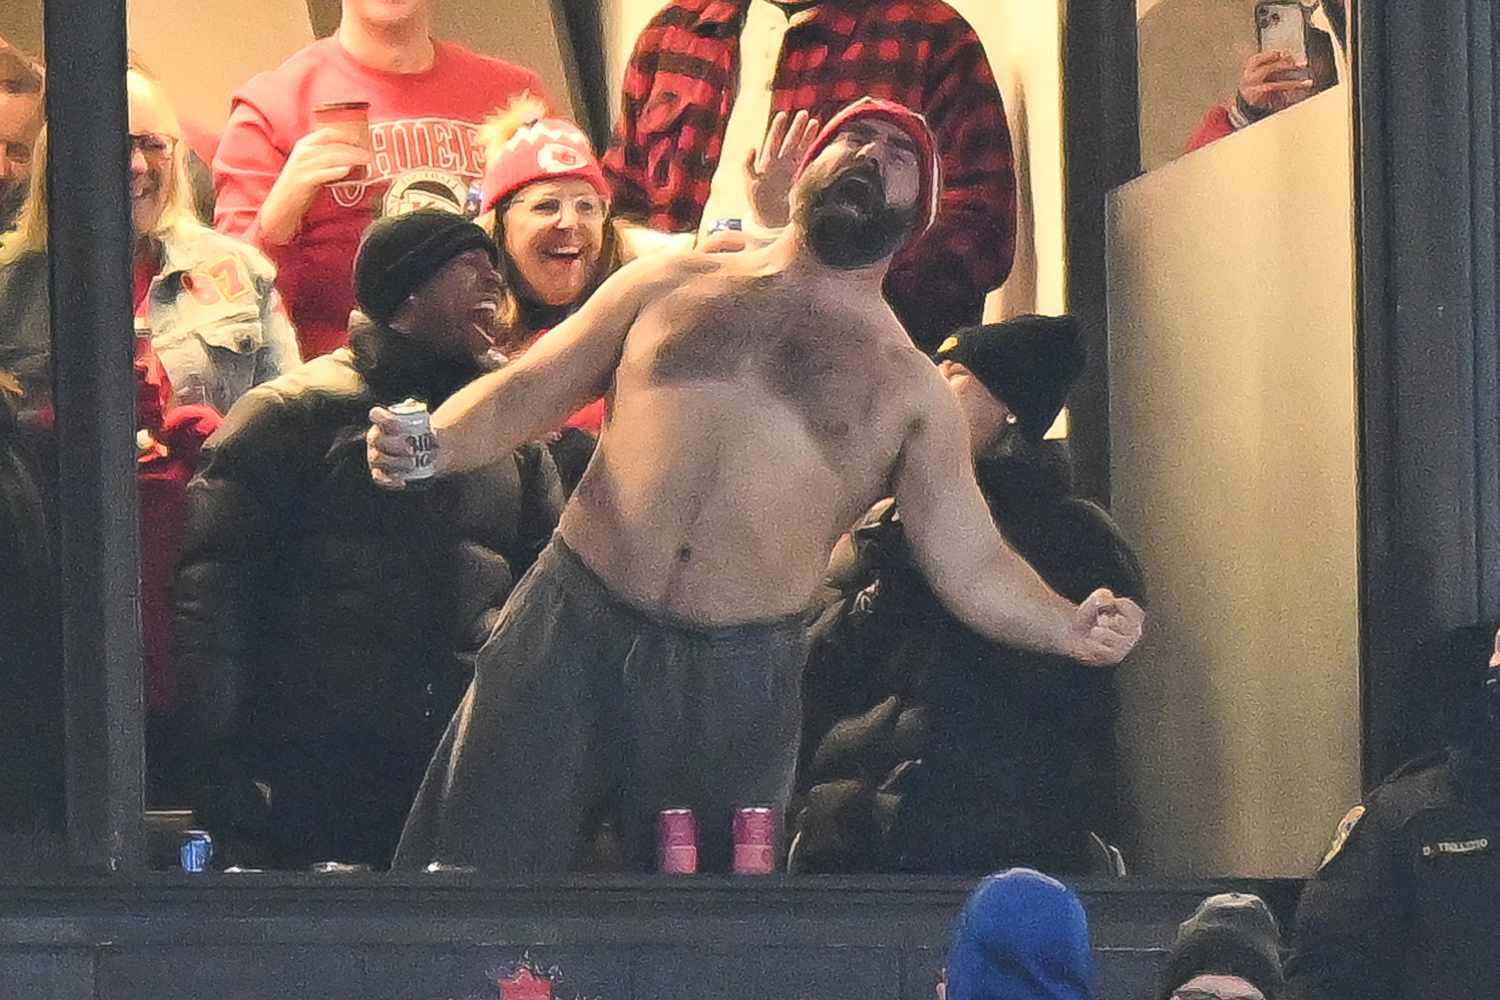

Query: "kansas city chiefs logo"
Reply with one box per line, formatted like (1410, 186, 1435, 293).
(485, 953, 597, 1000)
(498, 966, 553, 1000)
(538, 142, 586, 173)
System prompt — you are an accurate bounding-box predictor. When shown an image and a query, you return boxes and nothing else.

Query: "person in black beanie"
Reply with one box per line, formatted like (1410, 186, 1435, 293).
(171, 210, 564, 869)
(1160, 893, 1285, 1000)
(931, 313, 1086, 446)
(790, 314, 1146, 874)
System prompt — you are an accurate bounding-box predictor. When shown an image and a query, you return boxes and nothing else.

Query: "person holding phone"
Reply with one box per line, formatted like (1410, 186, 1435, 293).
(1185, 0, 1346, 153)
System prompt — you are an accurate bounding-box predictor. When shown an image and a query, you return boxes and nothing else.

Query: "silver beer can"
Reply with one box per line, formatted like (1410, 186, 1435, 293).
(388, 398, 437, 487)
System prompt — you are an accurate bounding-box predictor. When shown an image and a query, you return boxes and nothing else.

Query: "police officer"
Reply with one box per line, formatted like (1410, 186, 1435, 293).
(1284, 625, 1500, 999)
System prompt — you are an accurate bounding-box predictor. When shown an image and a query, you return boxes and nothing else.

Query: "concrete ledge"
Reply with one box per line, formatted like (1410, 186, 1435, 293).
(0, 876, 1299, 1000)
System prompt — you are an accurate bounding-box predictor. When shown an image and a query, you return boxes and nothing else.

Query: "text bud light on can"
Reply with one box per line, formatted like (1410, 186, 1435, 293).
(180, 830, 214, 873)
(657, 808, 698, 874)
(733, 806, 776, 874)
(389, 398, 437, 487)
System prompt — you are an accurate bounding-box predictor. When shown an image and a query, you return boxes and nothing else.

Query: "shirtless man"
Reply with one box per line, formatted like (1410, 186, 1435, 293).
(368, 99, 1144, 874)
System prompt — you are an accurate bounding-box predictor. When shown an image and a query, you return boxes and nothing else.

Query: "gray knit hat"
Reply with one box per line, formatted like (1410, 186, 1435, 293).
(1159, 893, 1285, 1000)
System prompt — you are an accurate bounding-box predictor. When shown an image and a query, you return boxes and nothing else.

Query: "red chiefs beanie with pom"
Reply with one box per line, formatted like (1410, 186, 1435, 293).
(479, 115, 608, 215)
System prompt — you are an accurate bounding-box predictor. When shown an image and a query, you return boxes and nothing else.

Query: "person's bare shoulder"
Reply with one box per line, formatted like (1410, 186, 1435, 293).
(635, 245, 728, 281)
(603, 247, 714, 305)
(878, 321, 951, 418)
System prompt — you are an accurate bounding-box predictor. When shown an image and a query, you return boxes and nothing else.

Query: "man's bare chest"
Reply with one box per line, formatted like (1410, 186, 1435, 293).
(633, 295, 883, 437)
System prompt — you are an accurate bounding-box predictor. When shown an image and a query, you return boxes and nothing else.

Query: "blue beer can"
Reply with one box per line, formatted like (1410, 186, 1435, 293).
(179, 830, 214, 873)
(708, 217, 743, 234)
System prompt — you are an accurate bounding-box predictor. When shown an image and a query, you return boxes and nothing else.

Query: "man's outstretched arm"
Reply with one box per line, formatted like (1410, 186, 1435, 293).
(367, 255, 670, 486)
(891, 380, 1144, 666)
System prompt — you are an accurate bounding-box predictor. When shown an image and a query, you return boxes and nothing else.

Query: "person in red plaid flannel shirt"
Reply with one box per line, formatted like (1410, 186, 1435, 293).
(601, 0, 1015, 352)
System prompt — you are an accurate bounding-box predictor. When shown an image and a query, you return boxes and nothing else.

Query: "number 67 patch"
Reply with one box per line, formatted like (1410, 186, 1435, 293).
(180, 257, 253, 306)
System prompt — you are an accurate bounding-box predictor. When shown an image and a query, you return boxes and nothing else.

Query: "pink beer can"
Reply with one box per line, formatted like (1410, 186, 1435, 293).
(657, 808, 698, 874)
(733, 806, 777, 875)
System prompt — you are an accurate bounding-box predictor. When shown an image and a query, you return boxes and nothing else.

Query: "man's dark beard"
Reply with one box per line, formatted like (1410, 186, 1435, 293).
(796, 159, 916, 270)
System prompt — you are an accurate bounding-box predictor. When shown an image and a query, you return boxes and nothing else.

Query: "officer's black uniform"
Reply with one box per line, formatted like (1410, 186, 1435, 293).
(1284, 746, 1500, 1000)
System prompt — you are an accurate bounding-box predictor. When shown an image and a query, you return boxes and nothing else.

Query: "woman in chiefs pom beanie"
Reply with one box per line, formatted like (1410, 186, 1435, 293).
(474, 96, 633, 490)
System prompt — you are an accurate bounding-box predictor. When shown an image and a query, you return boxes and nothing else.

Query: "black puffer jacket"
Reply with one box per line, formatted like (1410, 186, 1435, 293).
(0, 389, 61, 848)
(794, 439, 1145, 874)
(172, 317, 563, 868)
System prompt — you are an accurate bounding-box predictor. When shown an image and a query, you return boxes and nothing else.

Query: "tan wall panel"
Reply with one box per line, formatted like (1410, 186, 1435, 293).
(127, 0, 314, 133)
(950, 0, 1064, 321)
(0, 1, 43, 60)
(1106, 88, 1360, 875)
(431, 1, 581, 125)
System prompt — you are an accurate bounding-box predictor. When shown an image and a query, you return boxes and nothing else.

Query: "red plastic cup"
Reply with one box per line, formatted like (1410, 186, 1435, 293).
(311, 100, 371, 181)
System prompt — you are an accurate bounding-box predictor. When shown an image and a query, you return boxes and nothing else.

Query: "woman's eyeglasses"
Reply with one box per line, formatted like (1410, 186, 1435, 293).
(511, 194, 607, 223)
(129, 132, 177, 161)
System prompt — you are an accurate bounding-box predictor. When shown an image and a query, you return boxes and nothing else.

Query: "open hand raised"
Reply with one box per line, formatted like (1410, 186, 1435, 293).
(745, 109, 820, 229)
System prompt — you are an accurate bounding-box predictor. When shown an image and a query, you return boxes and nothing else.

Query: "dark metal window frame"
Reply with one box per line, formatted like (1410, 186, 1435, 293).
(47, 0, 143, 872)
(44, 0, 1500, 872)
(1352, 0, 1500, 783)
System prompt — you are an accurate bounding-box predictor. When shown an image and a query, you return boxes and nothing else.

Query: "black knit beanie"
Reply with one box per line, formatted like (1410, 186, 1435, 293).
(1159, 893, 1286, 1000)
(353, 209, 497, 324)
(932, 314, 1086, 443)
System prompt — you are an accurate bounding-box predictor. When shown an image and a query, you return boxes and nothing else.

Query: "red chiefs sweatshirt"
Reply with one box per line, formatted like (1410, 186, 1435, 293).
(213, 37, 545, 359)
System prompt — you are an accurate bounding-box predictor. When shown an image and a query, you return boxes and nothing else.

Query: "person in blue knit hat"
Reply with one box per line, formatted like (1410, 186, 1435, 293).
(941, 868, 1094, 1000)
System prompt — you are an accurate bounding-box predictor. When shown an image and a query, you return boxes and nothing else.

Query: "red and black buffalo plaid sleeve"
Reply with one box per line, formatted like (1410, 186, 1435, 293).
(602, 0, 1017, 349)
(879, 10, 1016, 350)
(602, 0, 739, 231)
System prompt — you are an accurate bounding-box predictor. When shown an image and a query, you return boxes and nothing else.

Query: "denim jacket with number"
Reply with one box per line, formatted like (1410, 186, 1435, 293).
(145, 226, 301, 414)
(0, 227, 301, 416)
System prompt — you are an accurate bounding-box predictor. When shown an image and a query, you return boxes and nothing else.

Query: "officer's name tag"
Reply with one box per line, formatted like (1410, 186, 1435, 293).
(1421, 837, 1490, 857)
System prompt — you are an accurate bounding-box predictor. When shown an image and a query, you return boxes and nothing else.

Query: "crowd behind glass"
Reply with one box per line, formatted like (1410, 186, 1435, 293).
(5, 3, 1497, 998)
(0, 0, 1371, 880)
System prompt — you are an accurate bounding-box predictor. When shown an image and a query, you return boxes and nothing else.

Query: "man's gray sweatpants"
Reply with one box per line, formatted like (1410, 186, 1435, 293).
(392, 535, 809, 873)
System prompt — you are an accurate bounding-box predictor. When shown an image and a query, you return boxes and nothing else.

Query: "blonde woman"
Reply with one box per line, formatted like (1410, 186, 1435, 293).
(0, 35, 43, 233)
(0, 64, 299, 415)
(473, 96, 632, 490)
(0, 65, 301, 805)
(476, 96, 629, 354)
